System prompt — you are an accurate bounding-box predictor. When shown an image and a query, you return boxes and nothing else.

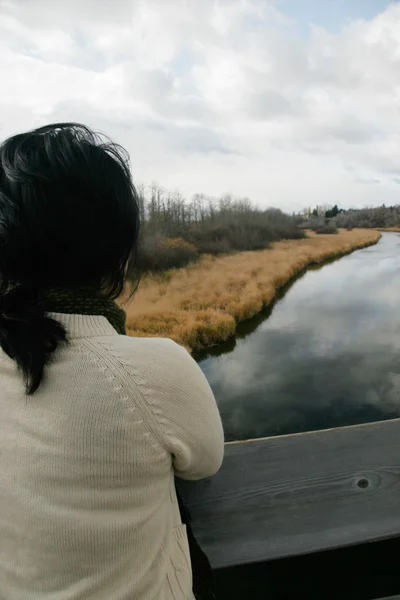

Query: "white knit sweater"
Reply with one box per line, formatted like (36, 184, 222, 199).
(0, 313, 224, 600)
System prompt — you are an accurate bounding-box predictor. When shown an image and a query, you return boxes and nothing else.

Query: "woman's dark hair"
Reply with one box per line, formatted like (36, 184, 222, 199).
(0, 122, 140, 394)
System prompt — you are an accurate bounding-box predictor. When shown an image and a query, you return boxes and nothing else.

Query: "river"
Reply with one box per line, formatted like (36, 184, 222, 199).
(198, 232, 400, 442)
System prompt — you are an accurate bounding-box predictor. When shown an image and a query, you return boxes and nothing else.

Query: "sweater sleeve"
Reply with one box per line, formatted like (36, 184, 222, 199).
(148, 340, 225, 481)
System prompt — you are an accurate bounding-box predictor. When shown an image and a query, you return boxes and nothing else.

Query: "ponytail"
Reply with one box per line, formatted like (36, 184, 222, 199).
(0, 283, 67, 394)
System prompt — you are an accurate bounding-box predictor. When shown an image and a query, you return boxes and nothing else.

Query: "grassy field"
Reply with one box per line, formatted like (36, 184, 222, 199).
(124, 229, 381, 352)
(377, 226, 400, 232)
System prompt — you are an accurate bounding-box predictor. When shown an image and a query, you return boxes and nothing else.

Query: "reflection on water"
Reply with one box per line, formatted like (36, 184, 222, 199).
(198, 233, 400, 441)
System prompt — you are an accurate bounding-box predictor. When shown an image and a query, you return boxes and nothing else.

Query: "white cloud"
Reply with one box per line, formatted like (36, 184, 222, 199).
(0, 0, 400, 211)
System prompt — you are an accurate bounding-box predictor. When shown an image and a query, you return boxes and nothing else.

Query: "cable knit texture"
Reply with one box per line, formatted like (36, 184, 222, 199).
(0, 313, 225, 600)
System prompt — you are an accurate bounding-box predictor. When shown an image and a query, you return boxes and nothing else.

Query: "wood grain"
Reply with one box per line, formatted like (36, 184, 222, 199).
(177, 418, 400, 569)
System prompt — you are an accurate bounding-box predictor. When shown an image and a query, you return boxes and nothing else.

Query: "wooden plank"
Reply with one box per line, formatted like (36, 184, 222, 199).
(177, 418, 400, 570)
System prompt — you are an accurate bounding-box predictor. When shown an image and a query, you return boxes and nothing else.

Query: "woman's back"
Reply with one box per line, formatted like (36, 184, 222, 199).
(0, 312, 223, 599)
(0, 124, 224, 599)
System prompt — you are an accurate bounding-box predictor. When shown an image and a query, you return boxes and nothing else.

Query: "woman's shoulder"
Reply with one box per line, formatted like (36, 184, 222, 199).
(96, 334, 198, 379)
(106, 334, 186, 357)
(95, 334, 214, 421)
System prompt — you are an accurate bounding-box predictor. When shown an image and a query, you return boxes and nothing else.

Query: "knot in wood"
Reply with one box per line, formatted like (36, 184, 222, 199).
(357, 477, 369, 489)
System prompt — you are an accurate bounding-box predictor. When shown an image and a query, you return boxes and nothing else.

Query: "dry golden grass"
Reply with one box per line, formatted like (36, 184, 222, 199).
(377, 226, 400, 232)
(123, 229, 381, 352)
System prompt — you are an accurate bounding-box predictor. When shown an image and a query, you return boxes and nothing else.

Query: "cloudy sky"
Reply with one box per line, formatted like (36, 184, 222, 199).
(1, 0, 399, 212)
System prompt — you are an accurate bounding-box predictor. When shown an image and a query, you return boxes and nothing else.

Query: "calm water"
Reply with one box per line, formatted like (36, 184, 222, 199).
(198, 232, 400, 441)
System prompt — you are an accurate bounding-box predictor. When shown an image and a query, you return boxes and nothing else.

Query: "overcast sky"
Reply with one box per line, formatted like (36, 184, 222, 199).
(1, 0, 400, 212)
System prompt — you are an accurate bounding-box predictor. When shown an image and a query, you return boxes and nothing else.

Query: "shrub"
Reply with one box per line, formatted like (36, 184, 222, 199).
(268, 225, 305, 241)
(186, 226, 231, 247)
(138, 236, 199, 271)
(196, 239, 232, 255)
(314, 225, 339, 235)
(283, 227, 306, 240)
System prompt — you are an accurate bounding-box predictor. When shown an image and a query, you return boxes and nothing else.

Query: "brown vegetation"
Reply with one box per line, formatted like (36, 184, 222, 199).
(314, 224, 338, 235)
(138, 237, 199, 272)
(124, 229, 381, 352)
(376, 226, 400, 232)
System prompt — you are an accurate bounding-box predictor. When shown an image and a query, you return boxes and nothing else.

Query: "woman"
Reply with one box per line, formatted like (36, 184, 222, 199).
(0, 123, 224, 599)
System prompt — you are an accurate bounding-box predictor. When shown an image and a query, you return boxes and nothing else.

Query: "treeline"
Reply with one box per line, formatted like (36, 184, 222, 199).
(334, 205, 400, 229)
(137, 183, 304, 271)
(303, 204, 400, 231)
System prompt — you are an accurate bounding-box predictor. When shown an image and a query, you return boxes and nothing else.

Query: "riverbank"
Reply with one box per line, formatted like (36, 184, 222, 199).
(377, 226, 400, 232)
(125, 229, 381, 352)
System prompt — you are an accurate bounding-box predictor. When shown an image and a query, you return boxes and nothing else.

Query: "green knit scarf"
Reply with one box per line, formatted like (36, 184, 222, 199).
(41, 287, 216, 600)
(41, 287, 126, 334)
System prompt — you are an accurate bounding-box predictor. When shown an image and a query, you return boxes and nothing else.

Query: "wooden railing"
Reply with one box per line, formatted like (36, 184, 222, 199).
(177, 417, 400, 570)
